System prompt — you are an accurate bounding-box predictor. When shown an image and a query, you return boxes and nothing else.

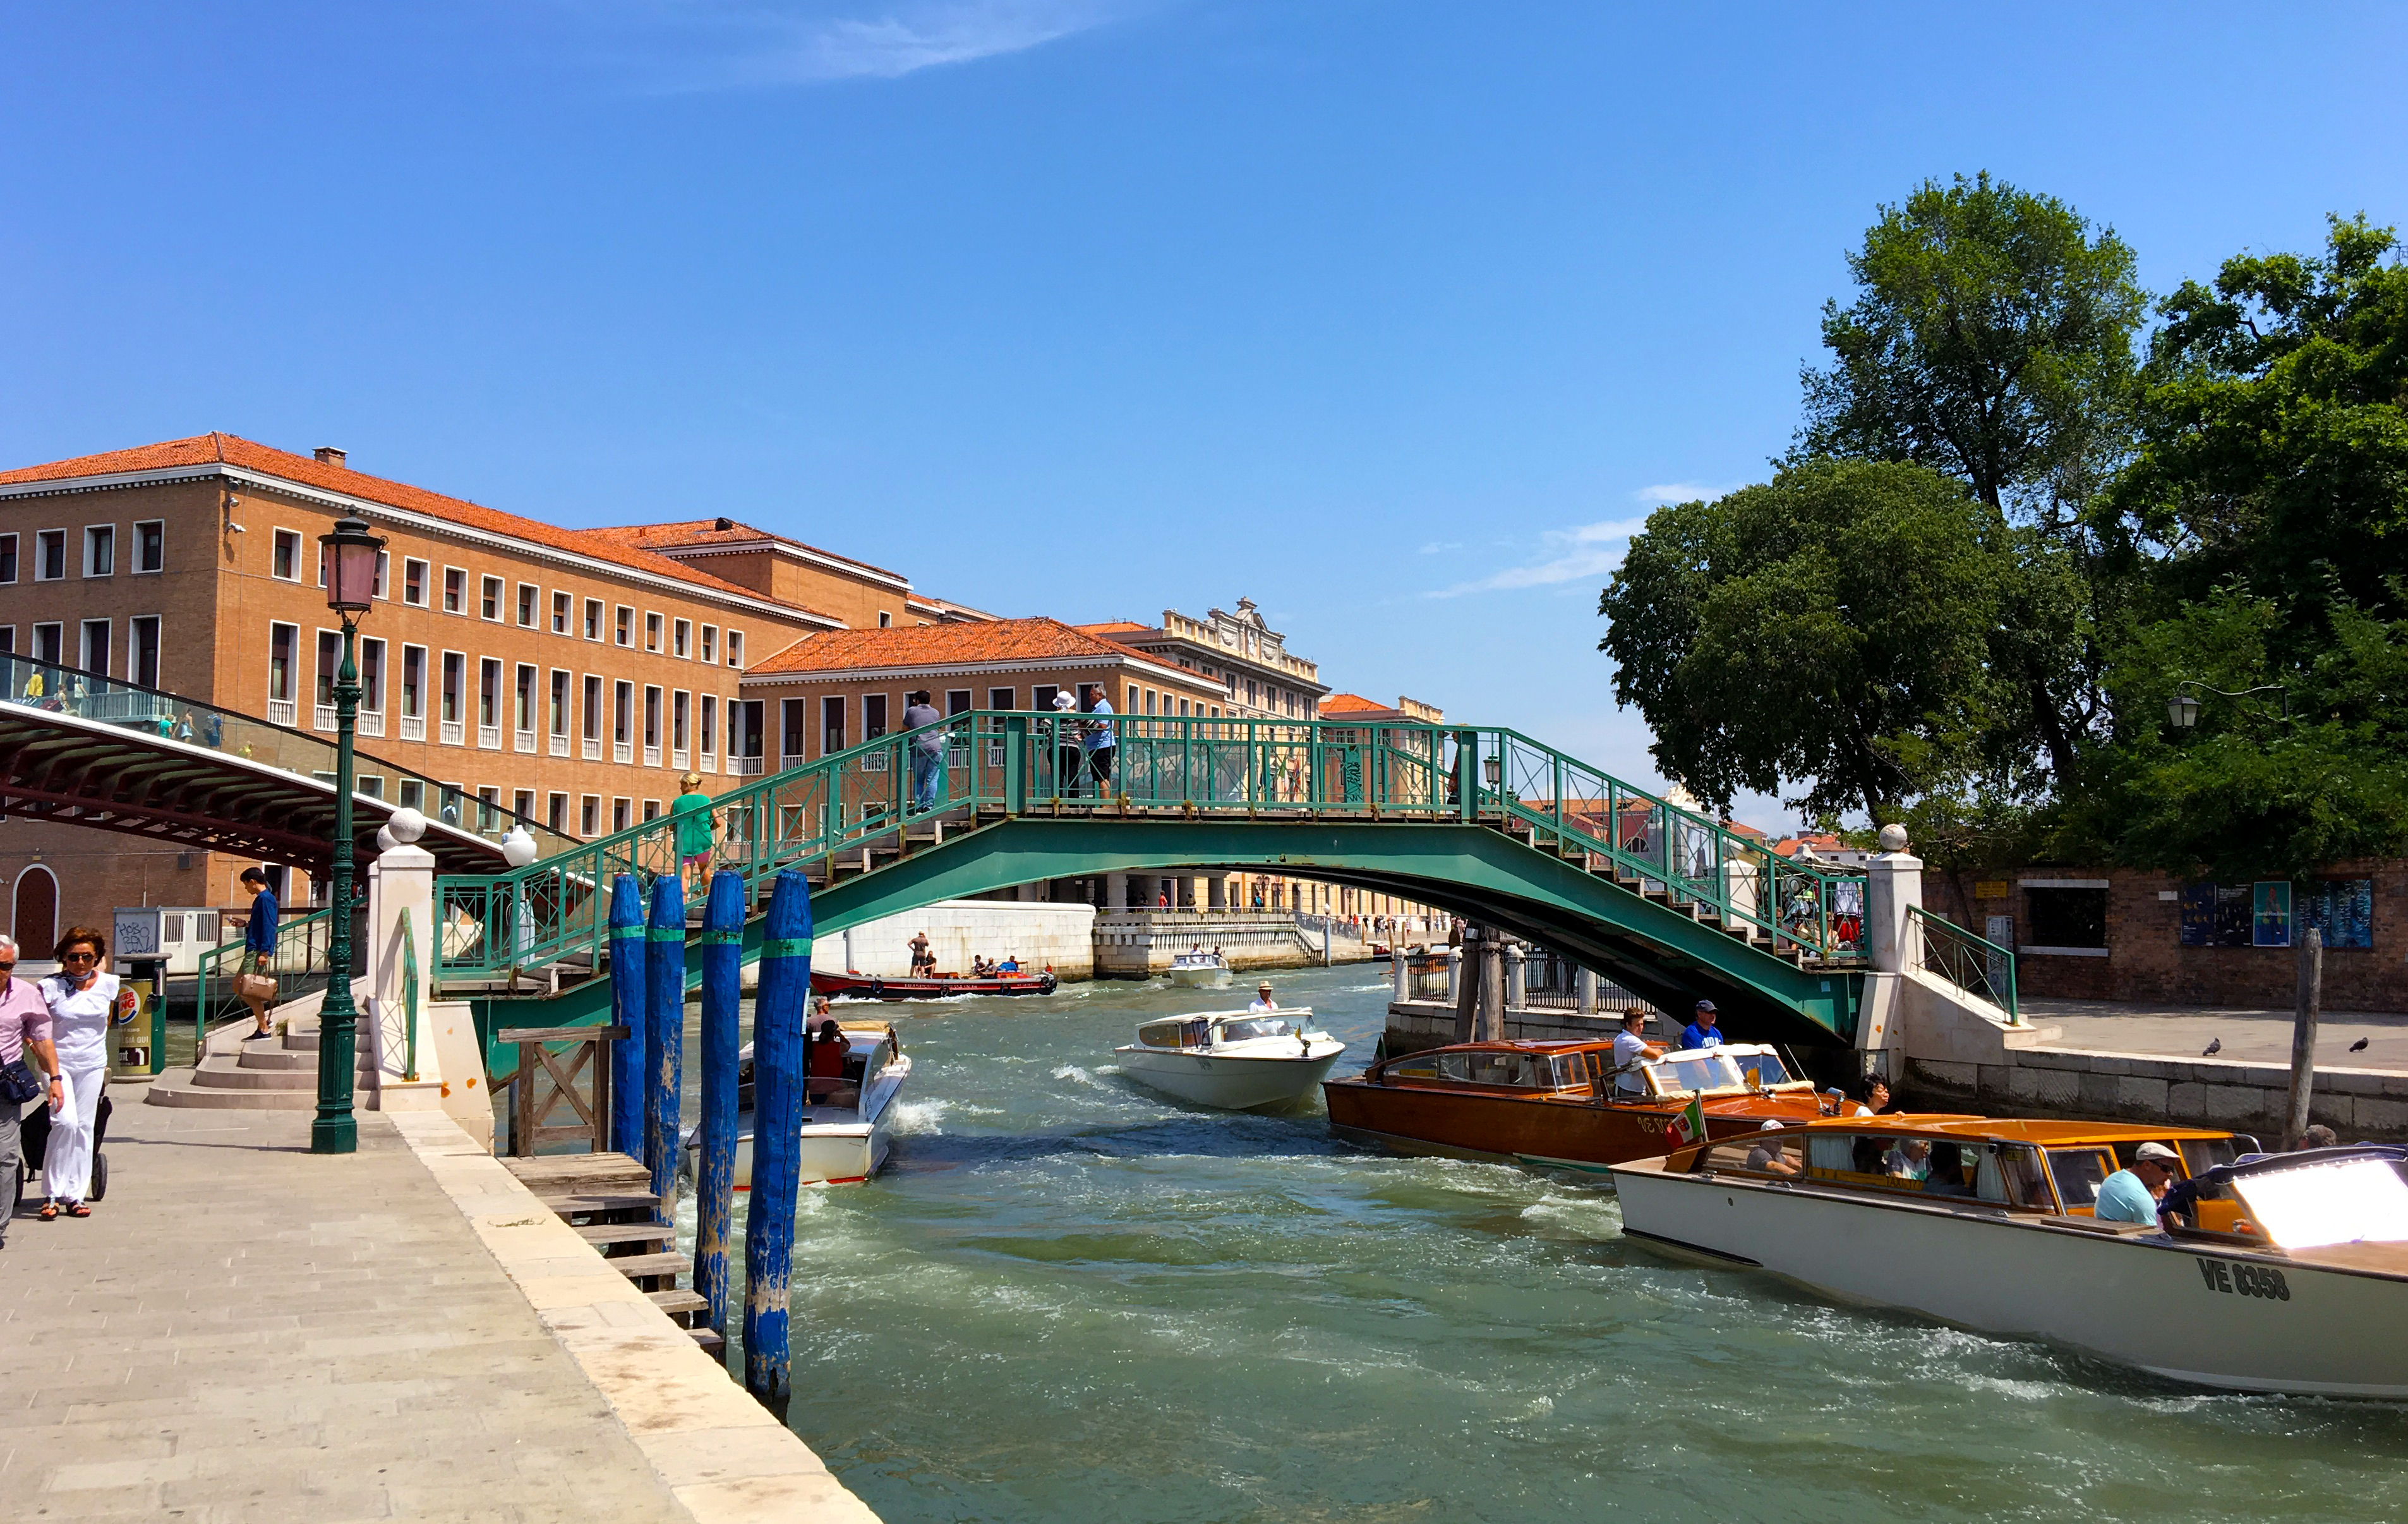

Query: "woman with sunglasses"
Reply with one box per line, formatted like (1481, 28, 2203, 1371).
(37, 926, 116, 1219)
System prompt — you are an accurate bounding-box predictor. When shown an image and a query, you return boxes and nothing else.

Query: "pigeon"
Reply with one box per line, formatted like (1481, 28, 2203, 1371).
(2202, 1038, 2222, 1056)
(2351, 1037, 2371, 1053)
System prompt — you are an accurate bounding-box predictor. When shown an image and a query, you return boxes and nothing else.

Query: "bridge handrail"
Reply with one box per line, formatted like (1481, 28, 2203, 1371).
(432, 711, 1868, 983)
(0, 651, 572, 857)
(190, 907, 334, 1048)
(1907, 905, 2020, 1022)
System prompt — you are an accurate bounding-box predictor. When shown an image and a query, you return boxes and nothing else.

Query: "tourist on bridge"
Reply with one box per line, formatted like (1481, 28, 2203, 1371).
(238, 866, 279, 1040)
(0, 936, 59, 1247)
(1083, 690, 1117, 795)
(36, 927, 115, 1220)
(1678, 1000, 1723, 1051)
(670, 773, 718, 893)
(1049, 690, 1083, 798)
(903, 690, 944, 811)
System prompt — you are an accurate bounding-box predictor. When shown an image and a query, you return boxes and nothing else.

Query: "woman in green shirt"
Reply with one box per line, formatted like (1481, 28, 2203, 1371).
(671, 773, 718, 892)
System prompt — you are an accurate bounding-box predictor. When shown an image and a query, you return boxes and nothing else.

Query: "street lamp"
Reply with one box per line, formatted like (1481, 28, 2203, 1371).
(2166, 679, 2287, 730)
(311, 514, 386, 1155)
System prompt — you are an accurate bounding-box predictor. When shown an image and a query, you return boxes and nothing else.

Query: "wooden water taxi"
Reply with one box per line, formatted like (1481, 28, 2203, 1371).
(810, 967, 1057, 1001)
(1612, 1120, 2408, 1396)
(1321, 1039, 1834, 1175)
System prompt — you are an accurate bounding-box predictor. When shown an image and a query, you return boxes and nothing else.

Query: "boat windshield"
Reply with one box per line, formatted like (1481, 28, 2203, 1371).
(2230, 1156, 2408, 1250)
(1138, 1019, 1211, 1048)
(1647, 1054, 1747, 1096)
(1215, 1017, 1294, 1043)
(1725, 1049, 1791, 1087)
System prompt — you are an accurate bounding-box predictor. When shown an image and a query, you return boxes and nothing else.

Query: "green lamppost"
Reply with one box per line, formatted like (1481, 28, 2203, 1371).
(312, 514, 386, 1155)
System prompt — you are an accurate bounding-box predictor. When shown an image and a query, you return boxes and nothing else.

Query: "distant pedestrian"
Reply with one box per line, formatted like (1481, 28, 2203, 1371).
(670, 773, 718, 893)
(1678, 1000, 1723, 1051)
(1084, 689, 1117, 796)
(37, 928, 116, 1219)
(902, 690, 944, 811)
(0, 935, 59, 1247)
(238, 866, 279, 1039)
(1050, 690, 1083, 798)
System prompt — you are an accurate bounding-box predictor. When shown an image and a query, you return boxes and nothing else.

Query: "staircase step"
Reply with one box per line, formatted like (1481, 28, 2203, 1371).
(687, 1327, 727, 1357)
(647, 1288, 708, 1318)
(578, 1222, 674, 1249)
(540, 1192, 661, 1221)
(607, 1252, 693, 1281)
(143, 1070, 318, 1110)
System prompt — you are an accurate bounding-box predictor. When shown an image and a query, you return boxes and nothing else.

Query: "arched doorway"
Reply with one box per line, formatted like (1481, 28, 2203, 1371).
(13, 865, 58, 957)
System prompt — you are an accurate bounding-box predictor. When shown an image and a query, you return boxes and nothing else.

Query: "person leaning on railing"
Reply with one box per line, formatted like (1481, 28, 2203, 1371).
(0, 934, 61, 1249)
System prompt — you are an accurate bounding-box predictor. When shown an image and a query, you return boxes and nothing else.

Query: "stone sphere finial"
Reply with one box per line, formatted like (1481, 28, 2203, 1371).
(375, 825, 397, 854)
(386, 806, 428, 844)
(1877, 823, 1910, 853)
(502, 826, 539, 868)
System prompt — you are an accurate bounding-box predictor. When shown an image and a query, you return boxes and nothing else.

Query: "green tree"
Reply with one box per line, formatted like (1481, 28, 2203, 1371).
(1599, 459, 2016, 822)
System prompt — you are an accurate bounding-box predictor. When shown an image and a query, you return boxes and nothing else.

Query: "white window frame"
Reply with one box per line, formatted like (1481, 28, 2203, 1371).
(726, 630, 744, 669)
(128, 615, 162, 687)
(615, 605, 634, 648)
(673, 617, 691, 659)
(481, 574, 505, 623)
(584, 597, 605, 641)
(551, 590, 571, 636)
(440, 650, 467, 745)
(399, 643, 428, 741)
(78, 617, 111, 677)
(700, 624, 717, 664)
(402, 557, 430, 607)
(516, 582, 539, 629)
(442, 565, 467, 615)
(82, 524, 116, 579)
(644, 612, 663, 654)
(132, 519, 165, 575)
(34, 528, 67, 583)
(0, 531, 17, 584)
(580, 795, 601, 837)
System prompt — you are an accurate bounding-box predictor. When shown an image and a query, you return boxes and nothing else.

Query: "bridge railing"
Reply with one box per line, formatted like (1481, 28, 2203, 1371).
(1908, 905, 2019, 1022)
(190, 907, 334, 1046)
(0, 651, 572, 857)
(432, 710, 1869, 981)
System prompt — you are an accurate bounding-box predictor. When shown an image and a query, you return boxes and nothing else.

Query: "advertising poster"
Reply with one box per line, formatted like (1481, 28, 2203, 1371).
(2303, 878, 2375, 950)
(2180, 883, 2254, 947)
(2252, 881, 2293, 948)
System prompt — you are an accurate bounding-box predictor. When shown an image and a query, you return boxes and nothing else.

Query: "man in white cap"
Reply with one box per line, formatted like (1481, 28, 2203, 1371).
(2095, 1142, 2182, 1225)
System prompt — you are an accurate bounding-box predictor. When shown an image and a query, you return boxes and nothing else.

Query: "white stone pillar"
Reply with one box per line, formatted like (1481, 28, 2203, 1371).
(1445, 945, 1462, 1004)
(1504, 941, 1526, 1010)
(1106, 873, 1128, 913)
(1392, 946, 1410, 1005)
(1865, 825, 1923, 975)
(1016, 881, 1042, 902)
(1576, 967, 1599, 1013)
(1208, 876, 1226, 910)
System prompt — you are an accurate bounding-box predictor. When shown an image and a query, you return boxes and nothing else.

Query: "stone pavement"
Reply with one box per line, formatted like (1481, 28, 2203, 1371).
(2024, 997, 2408, 1072)
(0, 1098, 870, 1523)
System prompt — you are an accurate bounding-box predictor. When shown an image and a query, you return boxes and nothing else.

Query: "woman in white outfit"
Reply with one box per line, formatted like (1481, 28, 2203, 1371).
(39, 925, 116, 1219)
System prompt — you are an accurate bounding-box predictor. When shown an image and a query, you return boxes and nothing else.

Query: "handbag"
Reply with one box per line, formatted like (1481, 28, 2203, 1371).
(0, 1057, 41, 1107)
(234, 954, 279, 1004)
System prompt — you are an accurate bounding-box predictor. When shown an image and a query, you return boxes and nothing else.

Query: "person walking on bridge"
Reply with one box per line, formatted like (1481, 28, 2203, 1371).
(903, 691, 944, 812)
(0, 936, 59, 1246)
(1084, 690, 1117, 799)
(670, 773, 718, 895)
(238, 866, 279, 1040)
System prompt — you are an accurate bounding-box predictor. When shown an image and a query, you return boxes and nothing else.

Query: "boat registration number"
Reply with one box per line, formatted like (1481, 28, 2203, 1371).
(2196, 1257, 2290, 1302)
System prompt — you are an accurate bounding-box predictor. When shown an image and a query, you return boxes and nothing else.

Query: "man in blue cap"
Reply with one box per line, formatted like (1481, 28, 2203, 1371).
(1678, 999, 1723, 1051)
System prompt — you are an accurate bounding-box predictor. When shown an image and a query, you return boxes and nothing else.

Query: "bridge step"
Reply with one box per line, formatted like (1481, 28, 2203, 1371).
(579, 1222, 675, 1250)
(688, 1327, 727, 1357)
(606, 1251, 695, 1282)
(647, 1288, 709, 1319)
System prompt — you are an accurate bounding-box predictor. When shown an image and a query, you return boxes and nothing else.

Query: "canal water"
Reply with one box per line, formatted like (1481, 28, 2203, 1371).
(684, 964, 2408, 1523)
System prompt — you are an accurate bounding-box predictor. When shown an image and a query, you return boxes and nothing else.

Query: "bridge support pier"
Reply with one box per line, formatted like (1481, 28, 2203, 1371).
(1106, 873, 1128, 913)
(1575, 967, 1599, 1013)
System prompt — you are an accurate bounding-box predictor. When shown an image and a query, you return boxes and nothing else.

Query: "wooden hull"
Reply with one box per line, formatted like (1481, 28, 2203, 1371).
(1322, 1078, 1824, 1174)
(811, 970, 1057, 1000)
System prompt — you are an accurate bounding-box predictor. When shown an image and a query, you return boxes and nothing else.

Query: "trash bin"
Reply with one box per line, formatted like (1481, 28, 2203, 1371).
(109, 960, 167, 1080)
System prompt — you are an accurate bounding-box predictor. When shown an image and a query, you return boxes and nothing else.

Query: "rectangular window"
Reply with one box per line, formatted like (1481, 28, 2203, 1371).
(551, 591, 570, 635)
(821, 696, 845, 754)
(476, 786, 500, 830)
(781, 699, 810, 762)
(359, 637, 386, 712)
(0, 627, 10, 656)
(584, 598, 603, 641)
(83, 525, 114, 578)
(550, 670, 570, 736)
(443, 566, 466, 613)
(877, 610, 893, 628)
(613, 798, 631, 833)
(1128, 684, 1140, 713)
(643, 685, 661, 747)
(316, 631, 340, 706)
(133, 520, 164, 574)
(672, 689, 690, 751)
(700, 625, 717, 664)
(373, 550, 388, 599)
(32, 622, 63, 667)
(268, 624, 298, 702)
(581, 795, 600, 836)
(547, 792, 569, 832)
(0, 532, 17, 583)
(673, 619, 692, 658)
(645, 612, 662, 653)
(129, 615, 161, 687)
(514, 663, 537, 732)
(515, 583, 537, 627)
(2025, 886, 2109, 951)
(615, 606, 633, 647)
(401, 645, 426, 718)
(515, 789, 535, 821)
(583, 675, 603, 740)
(479, 658, 502, 727)
(442, 653, 465, 723)
(735, 700, 764, 764)
(699, 694, 717, 756)
(403, 558, 428, 606)
(864, 693, 888, 741)
(643, 799, 662, 822)
(726, 630, 744, 668)
(948, 689, 972, 717)
(481, 575, 503, 621)
(316, 540, 326, 588)
(37, 529, 67, 581)
(613, 681, 634, 743)
(1032, 684, 1058, 712)
(989, 687, 1014, 711)
(80, 619, 110, 676)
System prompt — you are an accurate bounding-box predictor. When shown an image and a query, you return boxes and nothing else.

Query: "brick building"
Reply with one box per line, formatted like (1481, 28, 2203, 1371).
(0, 434, 982, 947)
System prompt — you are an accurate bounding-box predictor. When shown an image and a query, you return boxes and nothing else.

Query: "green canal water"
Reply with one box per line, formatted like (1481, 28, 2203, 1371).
(684, 964, 2408, 1523)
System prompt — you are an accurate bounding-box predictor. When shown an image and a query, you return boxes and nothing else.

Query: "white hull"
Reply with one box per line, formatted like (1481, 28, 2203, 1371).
(1611, 1164, 2408, 1397)
(1166, 965, 1232, 988)
(1114, 1043, 1342, 1110)
(687, 1054, 910, 1189)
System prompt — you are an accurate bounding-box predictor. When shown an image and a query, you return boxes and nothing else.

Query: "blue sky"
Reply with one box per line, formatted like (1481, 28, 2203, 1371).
(6, 3, 2405, 830)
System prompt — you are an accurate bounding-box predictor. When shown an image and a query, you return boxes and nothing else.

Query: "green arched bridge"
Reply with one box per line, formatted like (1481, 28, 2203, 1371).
(433, 713, 1884, 1068)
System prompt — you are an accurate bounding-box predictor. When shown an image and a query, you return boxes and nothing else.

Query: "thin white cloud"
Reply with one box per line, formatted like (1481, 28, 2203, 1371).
(1632, 480, 1742, 505)
(780, 0, 1141, 81)
(1418, 540, 1462, 555)
(1426, 516, 1651, 598)
(573, 1, 1154, 88)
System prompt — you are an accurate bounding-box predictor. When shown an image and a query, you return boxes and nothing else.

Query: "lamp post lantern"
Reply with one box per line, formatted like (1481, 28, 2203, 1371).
(311, 514, 386, 1155)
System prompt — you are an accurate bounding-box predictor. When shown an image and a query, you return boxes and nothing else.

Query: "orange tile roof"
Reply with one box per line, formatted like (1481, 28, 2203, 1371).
(749, 617, 1183, 676)
(1073, 620, 1153, 636)
(1318, 692, 1387, 714)
(0, 433, 842, 623)
(579, 519, 906, 583)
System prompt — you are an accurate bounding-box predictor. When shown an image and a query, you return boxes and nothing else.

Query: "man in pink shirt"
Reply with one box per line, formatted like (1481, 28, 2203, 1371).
(0, 933, 60, 1246)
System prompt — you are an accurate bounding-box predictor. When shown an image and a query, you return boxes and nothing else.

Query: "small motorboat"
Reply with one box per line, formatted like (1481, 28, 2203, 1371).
(811, 967, 1057, 1001)
(1114, 1008, 1345, 1110)
(1165, 949, 1232, 988)
(683, 1020, 912, 1187)
(1611, 1120, 2408, 1397)
(1323, 1040, 1829, 1175)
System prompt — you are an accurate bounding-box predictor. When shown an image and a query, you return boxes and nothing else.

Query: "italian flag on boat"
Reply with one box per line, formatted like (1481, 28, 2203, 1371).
(1667, 1092, 1706, 1147)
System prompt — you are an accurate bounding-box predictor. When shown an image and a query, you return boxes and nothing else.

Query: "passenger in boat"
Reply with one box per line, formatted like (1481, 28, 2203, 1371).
(1882, 1137, 1934, 1182)
(806, 1018, 849, 1106)
(1851, 1077, 1893, 1117)
(1248, 983, 1279, 1013)
(999, 954, 1020, 973)
(2095, 1142, 2180, 1224)
(1610, 1009, 1665, 1099)
(909, 933, 936, 977)
(1745, 1122, 1801, 1176)
(970, 955, 991, 977)
(1678, 1000, 1723, 1051)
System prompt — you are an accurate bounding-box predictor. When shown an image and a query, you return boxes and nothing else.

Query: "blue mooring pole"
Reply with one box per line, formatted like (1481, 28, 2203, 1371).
(606, 874, 646, 1158)
(694, 869, 744, 1340)
(645, 874, 687, 1216)
(744, 867, 811, 1399)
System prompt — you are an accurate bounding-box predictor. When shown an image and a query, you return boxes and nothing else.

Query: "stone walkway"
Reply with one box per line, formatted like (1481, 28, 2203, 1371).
(0, 1101, 786, 1521)
(2024, 998, 2408, 1072)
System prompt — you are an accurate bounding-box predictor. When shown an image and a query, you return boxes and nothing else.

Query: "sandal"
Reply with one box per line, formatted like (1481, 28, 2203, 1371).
(37, 1202, 57, 1221)
(65, 1202, 90, 1218)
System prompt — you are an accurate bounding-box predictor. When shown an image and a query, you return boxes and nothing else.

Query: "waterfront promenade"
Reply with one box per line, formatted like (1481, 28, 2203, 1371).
(0, 1103, 872, 1523)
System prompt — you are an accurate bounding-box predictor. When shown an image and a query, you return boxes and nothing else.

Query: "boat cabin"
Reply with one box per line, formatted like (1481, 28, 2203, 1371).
(1136, 1012, 1310, 1050)
(1368, 1040, 1814, 1106)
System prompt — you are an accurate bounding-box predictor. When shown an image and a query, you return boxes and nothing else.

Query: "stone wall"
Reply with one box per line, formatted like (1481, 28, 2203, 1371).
(1905, 1046, 2408, 1145)
(1093, 910, 1364, 977)
(834, 900, 1097, 979)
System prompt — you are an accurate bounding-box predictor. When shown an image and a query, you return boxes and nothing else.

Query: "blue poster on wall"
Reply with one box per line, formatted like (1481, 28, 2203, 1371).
(2252, 881, 2293, 947)
(2302, 878, 2375, 949)
(2179, 883, 2254, 947)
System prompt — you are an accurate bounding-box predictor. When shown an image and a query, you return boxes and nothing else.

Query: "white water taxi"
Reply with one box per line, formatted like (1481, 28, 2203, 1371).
(683, 1020, 912, 1188)
(1114, 1009, 1344, 1110)
(1165, 949, 1233, 988)
(1612, 1118, 2408, 1397)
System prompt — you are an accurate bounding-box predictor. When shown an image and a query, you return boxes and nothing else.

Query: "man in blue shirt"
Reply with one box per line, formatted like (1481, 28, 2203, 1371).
(238, 866, 279, 1040)
(2095, 1142, 2180, 1224)
(1678, 999, 1723, 1051)
(1083, 691, 1117, 796)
